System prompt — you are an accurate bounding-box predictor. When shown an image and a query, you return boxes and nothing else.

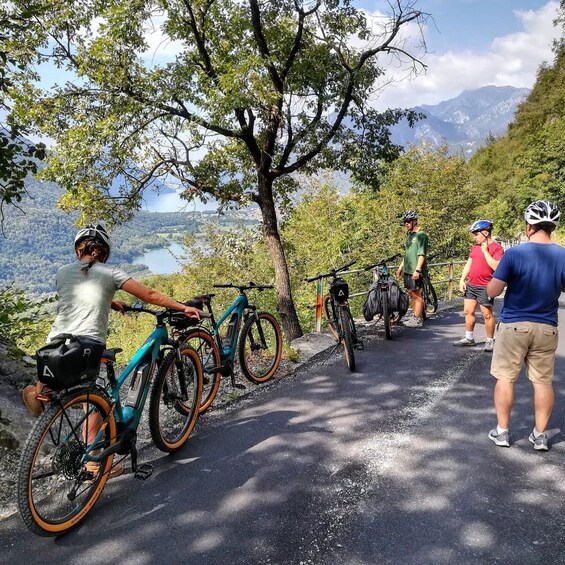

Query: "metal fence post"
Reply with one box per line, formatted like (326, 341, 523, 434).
(447, 261, 454, 300)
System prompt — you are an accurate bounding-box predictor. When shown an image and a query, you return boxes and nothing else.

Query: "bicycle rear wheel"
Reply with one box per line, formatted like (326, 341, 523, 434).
(182, 328, 222, 414)
(423, 276, 438, 316)
(238, 312, 283, 383)
(340, 306, 356, 371)
(17, 389, 117, 537)
(149, 347, 203, 453)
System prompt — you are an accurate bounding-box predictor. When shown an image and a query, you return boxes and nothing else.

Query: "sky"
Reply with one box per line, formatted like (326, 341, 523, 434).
(358, 0, 562, 111)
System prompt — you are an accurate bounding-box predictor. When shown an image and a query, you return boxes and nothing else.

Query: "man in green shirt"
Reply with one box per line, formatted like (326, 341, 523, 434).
(396, 210, 429, 328)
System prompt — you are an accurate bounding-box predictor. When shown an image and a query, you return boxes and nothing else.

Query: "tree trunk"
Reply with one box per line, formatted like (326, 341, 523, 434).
(257, 178, 303, 342)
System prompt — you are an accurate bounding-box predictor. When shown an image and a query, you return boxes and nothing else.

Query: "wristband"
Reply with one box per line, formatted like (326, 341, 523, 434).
(415, 269, 421, 273)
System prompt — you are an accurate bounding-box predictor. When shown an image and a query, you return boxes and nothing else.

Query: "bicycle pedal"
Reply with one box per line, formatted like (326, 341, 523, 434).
(134, 463, 153, 480)
(354, 341, 364, 350)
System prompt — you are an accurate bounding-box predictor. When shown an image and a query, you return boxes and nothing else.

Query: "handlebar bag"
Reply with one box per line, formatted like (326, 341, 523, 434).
(36, 334, 105, 389)
(329, 277, 349, 304)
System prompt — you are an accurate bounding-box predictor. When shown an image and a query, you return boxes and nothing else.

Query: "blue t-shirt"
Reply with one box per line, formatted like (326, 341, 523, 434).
(493, 242, 565, 326)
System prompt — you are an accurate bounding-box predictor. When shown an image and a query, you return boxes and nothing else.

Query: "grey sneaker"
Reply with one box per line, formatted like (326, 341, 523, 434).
(404, 316, 423, 328)
(488, 428, 510, 447)
(453, 337, 476, 347)
(529, 431, 549, 451)
(483, 340, 494, 352)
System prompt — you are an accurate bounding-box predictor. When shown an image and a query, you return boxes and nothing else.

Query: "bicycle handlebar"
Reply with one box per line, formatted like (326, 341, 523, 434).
(363, 253, 401, 272)
(305, 260, 357, 282)
(212, 281, 274, 292)
(122, 304, 211, 319)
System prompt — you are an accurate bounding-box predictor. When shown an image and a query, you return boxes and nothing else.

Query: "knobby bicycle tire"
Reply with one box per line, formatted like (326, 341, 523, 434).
(238, 311, 283, 383)
(17, 388, 117, 537)
(182, 328, 222, 414)
(323, 295, 339, 341)
(423, 276, 438, 316)
(149, 348, 203, 453)
(339, 306, 356, 371)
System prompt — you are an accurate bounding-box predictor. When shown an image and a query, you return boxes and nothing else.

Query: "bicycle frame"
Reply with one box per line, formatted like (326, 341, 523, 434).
(84, 322, 170, 464)
(206, 293, 249, 361)
(84, 304, 202, 465)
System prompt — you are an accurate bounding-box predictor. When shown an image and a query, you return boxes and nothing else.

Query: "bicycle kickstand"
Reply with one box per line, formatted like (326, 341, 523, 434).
(230, 370, 246, 390)
(130, 443, 153, 481)
(320, 342, 343, 365)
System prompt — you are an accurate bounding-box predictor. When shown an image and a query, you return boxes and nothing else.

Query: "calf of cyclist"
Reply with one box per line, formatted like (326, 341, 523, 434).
(454, 220, 504, 352)
(396, 210, 428, 328)
(22, 224, 201, 474)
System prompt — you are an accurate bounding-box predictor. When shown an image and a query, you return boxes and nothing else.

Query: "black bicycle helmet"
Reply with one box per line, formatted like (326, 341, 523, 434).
(74, 223, 111, 251)
(469, 220, 493, 233)
(524, 200, 560, 226)
(401, 210, 418, 222)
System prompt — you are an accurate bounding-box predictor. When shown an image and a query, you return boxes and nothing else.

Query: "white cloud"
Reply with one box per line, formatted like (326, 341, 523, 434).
(368, 1, 561, 110)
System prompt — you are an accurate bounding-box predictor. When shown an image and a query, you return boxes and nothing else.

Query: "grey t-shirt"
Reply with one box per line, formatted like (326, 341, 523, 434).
(47, 260, 131, 344)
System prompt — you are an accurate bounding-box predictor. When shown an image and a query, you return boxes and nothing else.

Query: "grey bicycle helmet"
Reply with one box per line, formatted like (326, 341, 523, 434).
(401, 210, 418, 222)
(524, 200, 560, 226)
(469, 220, 493, 233)
(74, 223, 111, 250)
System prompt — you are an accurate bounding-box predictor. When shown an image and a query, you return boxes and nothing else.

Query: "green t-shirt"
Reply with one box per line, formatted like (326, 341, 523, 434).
(404, 229, 429, 275)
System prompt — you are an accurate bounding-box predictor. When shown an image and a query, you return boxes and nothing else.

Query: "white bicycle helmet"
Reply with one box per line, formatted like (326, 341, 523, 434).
(74, 223, 111, 250)
(401, 210, 418, 222)
(524, 200, 560, 226)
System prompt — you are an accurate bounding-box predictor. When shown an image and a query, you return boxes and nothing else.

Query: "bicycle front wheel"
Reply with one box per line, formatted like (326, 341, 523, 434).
(339, 306, 356, 371)
(182, 329, 222, 414)
(17, 389, 117, 537)
(238, 312, 283, 383)
(149, 347, 203, 453)
(323, 295, 339, 341)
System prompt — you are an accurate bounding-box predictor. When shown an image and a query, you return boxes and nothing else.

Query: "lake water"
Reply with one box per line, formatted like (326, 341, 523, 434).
(134, 190, 217, 274)
(132, 242, 188, 274)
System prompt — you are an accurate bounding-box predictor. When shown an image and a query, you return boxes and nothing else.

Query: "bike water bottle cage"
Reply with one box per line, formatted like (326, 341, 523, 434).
(330, 277, 349, 304)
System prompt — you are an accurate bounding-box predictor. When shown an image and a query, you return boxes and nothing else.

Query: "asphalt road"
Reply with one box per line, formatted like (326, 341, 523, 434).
(2, 302, 565, 565)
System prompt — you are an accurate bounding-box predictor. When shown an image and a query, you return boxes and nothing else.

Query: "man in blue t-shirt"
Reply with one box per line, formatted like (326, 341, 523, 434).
(486, 200, 565, 451)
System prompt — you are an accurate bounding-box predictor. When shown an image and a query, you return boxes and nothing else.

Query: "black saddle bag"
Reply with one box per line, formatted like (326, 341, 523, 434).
(36, 334, 105, 389)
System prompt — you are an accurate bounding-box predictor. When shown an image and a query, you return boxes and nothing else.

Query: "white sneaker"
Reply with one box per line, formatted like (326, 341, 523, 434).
(453, 337, 476, 347)
(403, 316, 423, 328)
(483, 340, 494, 352)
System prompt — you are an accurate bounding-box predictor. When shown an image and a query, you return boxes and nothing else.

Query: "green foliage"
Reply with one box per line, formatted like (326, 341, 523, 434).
(0, 283, 52, 352)
(0, 9, 46, 222)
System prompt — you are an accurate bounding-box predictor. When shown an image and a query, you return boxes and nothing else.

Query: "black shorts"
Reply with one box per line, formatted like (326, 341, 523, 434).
(464, 283, 493, 306)
(403, 273, 423, 290)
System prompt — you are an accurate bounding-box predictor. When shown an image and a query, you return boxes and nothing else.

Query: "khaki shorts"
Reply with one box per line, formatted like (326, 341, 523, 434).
(491, 321, 559, 384)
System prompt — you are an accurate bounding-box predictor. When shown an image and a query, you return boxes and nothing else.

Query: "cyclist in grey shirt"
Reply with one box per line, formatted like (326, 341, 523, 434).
(24, 224, 200, 414)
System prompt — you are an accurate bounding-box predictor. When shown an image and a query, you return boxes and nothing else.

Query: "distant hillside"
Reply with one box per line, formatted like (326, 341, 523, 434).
(390, 85, 531, 155)
(0, 179, 205, 294)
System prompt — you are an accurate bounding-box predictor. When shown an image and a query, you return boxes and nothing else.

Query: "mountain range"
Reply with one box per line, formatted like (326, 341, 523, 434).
(389, 85, 530, 155)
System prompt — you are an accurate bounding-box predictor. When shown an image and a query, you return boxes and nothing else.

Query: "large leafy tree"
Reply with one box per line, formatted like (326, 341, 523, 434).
(0, 8, 46, 225)
(7, 0, 428, 340)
